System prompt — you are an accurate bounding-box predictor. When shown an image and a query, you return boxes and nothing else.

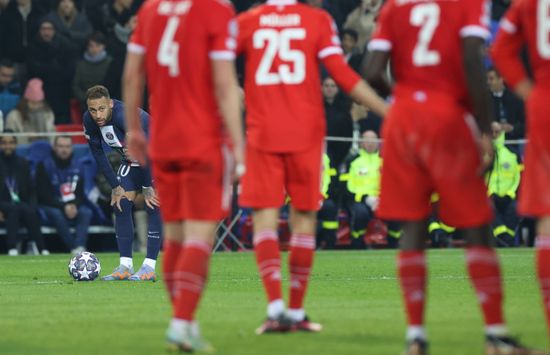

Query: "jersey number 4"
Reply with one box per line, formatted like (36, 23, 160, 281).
(157, 16, 180, 77)
(253, 28, 306, 85)
(410, 3, 440, 67)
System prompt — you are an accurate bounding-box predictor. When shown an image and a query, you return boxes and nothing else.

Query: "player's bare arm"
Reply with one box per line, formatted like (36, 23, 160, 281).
(362, 50, 392, 98)
(111, 185, 126, 212)
(463, 37, 495, 174)
(211, 59, 246, 180)
(122, 51, 148, 166)
(142, 186, 160, 209)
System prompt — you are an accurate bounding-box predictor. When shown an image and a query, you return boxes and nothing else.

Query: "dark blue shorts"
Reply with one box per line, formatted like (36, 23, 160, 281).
(116, 165, 148, 192)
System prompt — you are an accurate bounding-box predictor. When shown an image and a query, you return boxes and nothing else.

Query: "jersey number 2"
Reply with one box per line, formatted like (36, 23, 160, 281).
(410, 3, 441, 67)
(538, 0, 550, 58)
(253, 28, 306, 85)
(157, 16, 180, 77)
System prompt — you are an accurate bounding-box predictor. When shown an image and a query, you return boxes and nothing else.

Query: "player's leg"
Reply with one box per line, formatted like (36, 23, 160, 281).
(167, 220, 217, 353)
(399, 220, 430, 354)
(103, 164, 141, 280)
(240, 146, 288, 333)
(376, 103, 433, 354)
(536, 218, 550, 339)
(130, 168, 163, 281)
(520, 89, 550, 339)
(284, 142, 325, 332)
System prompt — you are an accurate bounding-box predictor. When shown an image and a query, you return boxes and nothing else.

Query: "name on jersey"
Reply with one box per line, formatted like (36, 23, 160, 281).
(396, 0, 458, 5)
(260, 14, 301, 27)
(158, 0, 191, 15)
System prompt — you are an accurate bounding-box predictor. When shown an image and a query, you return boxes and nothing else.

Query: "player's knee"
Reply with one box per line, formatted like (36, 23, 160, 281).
(114, 199, 134, 217)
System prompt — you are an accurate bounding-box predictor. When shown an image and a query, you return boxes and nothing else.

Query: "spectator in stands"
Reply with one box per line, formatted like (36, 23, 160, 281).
(104, 15, 136, 100)
(344, 0, 382, 53)
(45, 0, 93, 52)
(35, 136, 92, 254)
(5, 78, 55, 144)
(341, 28, 363, 73)
(0, 130, 48, 256)
(487, 122, 522, 247)
(0, 0, 9, 12)
(323, 76, 353, 169)
(86, 0, 142, 36)
(73, 32, 112, 109)
(0, 0, 47, 66)
(0, 59, 21, 117)
(487, 67, 525, 141)
(27, 19, 78, 123)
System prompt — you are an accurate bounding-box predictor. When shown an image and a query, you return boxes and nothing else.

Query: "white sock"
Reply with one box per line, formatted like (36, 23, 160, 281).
(120, 257, 133, 269)
(143, 258, 156, 269)
(170, 318, 190, 333)
(267, 299, 285, 319)
(286, 308, 305, 322)
(485, 324, 508, 337)
(406, 326, 427, 341)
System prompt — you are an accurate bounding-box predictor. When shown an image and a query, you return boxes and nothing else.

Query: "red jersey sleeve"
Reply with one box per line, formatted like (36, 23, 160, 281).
(127, 4, 148, 55)
(317, 11, 360, 93)
(367, 0, 393, 53)
(316, 11, 344, 60)
(459, 0, 491, 39)
(207, 1, 238, 60)
(490, 1, 528, 89)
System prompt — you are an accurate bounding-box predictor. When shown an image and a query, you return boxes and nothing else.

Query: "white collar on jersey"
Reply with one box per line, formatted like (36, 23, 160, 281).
(266, 0, 297, 5)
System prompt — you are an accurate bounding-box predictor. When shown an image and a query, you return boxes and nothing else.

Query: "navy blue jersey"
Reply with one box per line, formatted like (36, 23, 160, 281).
(83, 99, 151, 189)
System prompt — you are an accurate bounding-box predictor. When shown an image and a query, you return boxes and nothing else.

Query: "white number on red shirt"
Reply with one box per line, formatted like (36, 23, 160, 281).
(410, 3, 441, 67)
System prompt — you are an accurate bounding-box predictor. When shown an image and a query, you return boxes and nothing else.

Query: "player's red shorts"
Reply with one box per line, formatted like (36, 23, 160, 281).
(518, 86, 550, 217)
(240, 141, 324, 211)
(377, 90, 493, 228)
(151, 147, 232, 222)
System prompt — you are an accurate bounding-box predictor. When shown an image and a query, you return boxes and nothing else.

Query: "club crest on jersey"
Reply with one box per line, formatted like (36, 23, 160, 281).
(106, 132, 114, 140)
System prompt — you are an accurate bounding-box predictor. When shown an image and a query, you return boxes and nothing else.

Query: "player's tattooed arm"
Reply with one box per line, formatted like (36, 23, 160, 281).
(111, 185, 126, 212)
(142, 186, 160, 209)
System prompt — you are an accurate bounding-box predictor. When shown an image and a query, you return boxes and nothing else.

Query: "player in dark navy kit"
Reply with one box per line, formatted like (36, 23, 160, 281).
(84, 85, 162, 281)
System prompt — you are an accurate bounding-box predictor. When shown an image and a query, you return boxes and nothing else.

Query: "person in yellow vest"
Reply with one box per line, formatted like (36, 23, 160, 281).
(487, 122, 522, 247)
(428, 193, 456, 247)
(341, 130, 402, 248)
(316, 154, 339, 249)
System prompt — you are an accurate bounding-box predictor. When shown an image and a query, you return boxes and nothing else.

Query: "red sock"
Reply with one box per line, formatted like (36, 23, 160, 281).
(536, 237, 550, 337)
(254, 230, 282, 303)
(288, 234, 315, 310)
(398, 250, 427, 326)
(465, 246, 504, 326)
(163, 239, 183, 306)
(173, 240, 211, 321)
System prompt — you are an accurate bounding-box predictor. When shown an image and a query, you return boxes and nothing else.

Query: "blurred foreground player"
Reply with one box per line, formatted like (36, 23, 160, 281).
(364, 0, 542, 353)
(237, 0, 388, 334)
(84, 85, 162, 281)
(491, 0, 550, 340)
(123, 0, 245, 351)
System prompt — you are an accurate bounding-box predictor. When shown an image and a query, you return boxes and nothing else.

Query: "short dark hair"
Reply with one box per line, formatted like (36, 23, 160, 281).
(0, 58, 15, 69)
(88, 32, 106, 46)
(54, 135, 72, 145)
(86, 85, 110, 101)
(1, 129, 17, 144)
(341, 29, 359, 42)
(487, 66, 501, 76)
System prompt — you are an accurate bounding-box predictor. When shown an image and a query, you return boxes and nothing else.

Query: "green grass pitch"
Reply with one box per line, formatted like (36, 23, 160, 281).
(0, 249, 547, 355)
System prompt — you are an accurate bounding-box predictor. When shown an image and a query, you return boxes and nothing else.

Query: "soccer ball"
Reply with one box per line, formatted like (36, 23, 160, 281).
(68, 252, 101, 281)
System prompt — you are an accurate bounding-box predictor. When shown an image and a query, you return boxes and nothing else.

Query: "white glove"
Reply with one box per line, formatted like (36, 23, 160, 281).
(365, 196, 379, 211)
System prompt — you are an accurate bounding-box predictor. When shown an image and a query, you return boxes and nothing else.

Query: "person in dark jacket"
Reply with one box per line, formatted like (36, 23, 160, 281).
(35, 135, 91, 254)
(0, 131, 47, 255)
(44, 0, 93, 52)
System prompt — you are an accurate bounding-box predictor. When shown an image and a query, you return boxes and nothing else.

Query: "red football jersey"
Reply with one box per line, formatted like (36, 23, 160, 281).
(369, 0, 490, 105)
(237, 0, 360, 153)
(129, 0, 237, 160)
(491, 0, 550, 89)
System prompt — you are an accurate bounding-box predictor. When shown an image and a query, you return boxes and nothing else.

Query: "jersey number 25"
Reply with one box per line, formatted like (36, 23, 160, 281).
(253, 28, 306, 85)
